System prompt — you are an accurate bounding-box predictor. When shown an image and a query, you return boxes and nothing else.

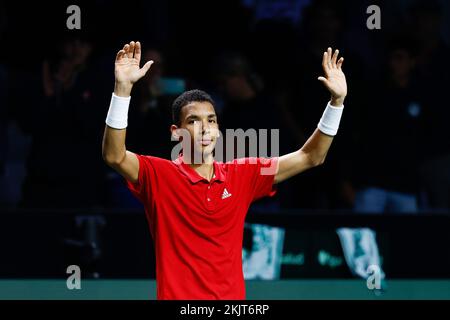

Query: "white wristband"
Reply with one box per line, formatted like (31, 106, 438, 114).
(105, 93, 131, 129)
(317, 102, 344, 136)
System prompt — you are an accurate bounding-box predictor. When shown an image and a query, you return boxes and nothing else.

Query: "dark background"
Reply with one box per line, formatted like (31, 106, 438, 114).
(1, 0, 450, 213)
(0, 0, 449, 280)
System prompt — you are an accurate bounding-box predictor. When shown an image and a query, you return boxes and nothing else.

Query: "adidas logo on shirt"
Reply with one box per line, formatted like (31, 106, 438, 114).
(221, 188, 232, 200)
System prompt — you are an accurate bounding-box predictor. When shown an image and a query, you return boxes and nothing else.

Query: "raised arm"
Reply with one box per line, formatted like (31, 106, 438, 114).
(274, 48, 347, 184)
(102, 41, 153, 183)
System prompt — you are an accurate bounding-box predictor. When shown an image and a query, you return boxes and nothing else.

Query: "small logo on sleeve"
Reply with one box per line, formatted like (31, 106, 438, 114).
(221, 188, 232, 199)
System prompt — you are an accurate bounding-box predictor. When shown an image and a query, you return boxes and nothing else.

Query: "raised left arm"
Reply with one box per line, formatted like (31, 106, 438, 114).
(274, 47, 347, 184)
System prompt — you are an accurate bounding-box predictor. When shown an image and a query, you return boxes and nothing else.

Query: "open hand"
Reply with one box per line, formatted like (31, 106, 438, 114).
(318, 48, 347, 106)
(114, 41, 153, 96)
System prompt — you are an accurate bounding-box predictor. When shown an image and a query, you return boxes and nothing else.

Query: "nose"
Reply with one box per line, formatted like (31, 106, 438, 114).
(201, 119, 210, 135)
(193, 120, 209, 137)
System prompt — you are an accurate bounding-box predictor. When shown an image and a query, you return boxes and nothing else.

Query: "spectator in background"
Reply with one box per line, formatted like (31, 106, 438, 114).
(209, 51, 283, 211)
(0, 5, 32, 208)
(19, 34, 107, 209)
(0, 40, 6, 182)
(408, 1, 450, 212)
(0, 58, 7, 191)
(0, 62, 34, 208)
(209, 51, 289, 158)
(351, 37, 423, 214)
(0, 2, 7, 198)
(276, 0, 365, 210)
(289, 0, 344, 210)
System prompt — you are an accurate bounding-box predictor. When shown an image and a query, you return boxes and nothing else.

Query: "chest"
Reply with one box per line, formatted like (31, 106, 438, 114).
(154, 169, 252, 223)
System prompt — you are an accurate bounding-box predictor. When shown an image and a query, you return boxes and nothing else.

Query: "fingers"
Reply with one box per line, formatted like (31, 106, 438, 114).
(323, 47, 344, 71)
(122, 42, 134, 59)
(322, 47, 333, 73)
(116, 49, 125, 62)
(128, 41, 135, 59)
(123, 43, 129, 58)
(327, 47, 332, 69)
(331, 49, 339, 67)
(135, 41, 142, 62)
(337, 57, 344, 70)
(322, 51, 329, 74)
(322, 51, 327, 68)
(117, 41, 141, 62)
(138, 60, 154, 78)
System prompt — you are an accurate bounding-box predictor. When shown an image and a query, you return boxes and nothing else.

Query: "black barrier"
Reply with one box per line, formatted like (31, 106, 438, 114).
(0, 209, 449, 279)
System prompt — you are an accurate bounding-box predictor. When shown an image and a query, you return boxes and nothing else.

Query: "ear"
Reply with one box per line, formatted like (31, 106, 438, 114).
(170, 125, 180, 141)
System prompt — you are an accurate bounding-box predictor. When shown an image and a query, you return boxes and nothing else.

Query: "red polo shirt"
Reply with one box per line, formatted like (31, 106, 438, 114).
(126, 154, 278, 300)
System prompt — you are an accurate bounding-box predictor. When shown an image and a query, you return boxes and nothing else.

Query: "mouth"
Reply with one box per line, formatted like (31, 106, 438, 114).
(198, 136, 213, 146)
(200, 139, 212, 146)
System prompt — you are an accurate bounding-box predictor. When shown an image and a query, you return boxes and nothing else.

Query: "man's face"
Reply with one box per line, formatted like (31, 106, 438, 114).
(175, 101, 219, 159)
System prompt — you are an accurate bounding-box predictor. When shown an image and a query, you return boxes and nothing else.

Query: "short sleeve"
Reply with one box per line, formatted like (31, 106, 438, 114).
(251, 157, 278, 201)
(233, 157, 278, 202)
(125, 154, 158, 204)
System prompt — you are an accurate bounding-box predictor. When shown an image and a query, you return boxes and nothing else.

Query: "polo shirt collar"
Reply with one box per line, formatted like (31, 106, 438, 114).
(173, 154, 225, 184)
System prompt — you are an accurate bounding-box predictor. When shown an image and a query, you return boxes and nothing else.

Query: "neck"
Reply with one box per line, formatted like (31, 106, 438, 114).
(182, 153, 215, 181)
(191, 162, 215, 181)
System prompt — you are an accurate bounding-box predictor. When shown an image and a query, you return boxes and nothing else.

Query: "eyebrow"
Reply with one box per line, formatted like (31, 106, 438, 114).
(185, 114, 217, 120)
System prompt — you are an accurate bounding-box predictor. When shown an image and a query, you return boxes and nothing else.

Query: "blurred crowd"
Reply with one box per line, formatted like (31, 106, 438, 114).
(0, 0, 449, 214)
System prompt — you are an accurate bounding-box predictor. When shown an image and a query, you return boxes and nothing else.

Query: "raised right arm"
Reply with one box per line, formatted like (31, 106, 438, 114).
(102, 41, 153, 183)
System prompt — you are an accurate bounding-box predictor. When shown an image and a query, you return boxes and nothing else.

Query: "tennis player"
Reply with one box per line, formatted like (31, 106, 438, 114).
(102, 41, 347, 300)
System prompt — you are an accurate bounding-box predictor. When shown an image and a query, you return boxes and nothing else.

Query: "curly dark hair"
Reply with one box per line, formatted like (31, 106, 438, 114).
(172, 89, 215, 126)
